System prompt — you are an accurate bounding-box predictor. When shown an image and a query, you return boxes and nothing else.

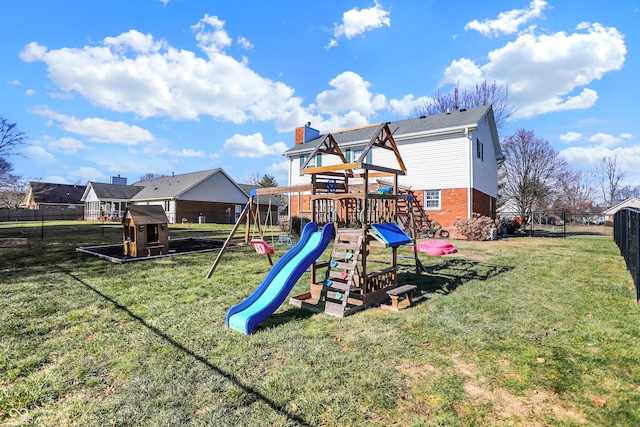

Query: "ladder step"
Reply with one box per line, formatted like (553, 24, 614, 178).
(333, 242, 360, 250)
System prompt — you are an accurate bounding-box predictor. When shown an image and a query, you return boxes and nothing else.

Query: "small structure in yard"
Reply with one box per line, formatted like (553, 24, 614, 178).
(122, 205, 169, 257)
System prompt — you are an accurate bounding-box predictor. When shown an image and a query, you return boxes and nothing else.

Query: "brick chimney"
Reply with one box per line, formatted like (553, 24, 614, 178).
(295, 122, 320, 146)
(295, 126, 305, 145)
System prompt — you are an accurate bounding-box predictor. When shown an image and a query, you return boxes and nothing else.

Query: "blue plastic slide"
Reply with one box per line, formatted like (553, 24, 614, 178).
(226, 221, 335, 335)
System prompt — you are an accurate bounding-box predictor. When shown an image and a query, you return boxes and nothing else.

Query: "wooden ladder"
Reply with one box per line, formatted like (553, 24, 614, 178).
(322, 228, 365, 317)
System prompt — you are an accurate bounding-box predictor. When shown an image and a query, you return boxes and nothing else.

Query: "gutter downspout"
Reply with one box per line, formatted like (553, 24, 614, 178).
(465, 127, 472, 219)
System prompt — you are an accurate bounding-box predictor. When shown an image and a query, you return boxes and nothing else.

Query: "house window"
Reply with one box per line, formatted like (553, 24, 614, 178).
(476, 138, 484, 161)
(353, 148, 372, 164)
(424, 190, 441, 209)
(344, 149, 351, 162)
(299, 155, 305, 176)
(164, 200, 170, 212)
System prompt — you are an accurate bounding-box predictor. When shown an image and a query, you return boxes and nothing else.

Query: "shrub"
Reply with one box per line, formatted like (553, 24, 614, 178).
(453, 213, 500, 240)
(604, 220, 614, 227)
(500, 217, 522, 234)
(291, 216, 311, 236)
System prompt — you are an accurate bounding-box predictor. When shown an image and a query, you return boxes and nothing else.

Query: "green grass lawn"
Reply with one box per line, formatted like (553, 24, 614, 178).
(1, 222, 638, 426)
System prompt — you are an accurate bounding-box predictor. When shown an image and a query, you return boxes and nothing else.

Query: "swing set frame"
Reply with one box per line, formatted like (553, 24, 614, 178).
(205, 184, 312, 279)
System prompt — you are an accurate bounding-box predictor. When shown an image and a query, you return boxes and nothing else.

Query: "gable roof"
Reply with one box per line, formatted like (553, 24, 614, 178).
(123, 205, 169, 224)
(603, 196, 640, 215)
(130, 169, 220, 200)
(284, 105, 499, 157)
(26, 182, 86, 205)
(83, 182, 144, 201)
(130, 168, 247, 201)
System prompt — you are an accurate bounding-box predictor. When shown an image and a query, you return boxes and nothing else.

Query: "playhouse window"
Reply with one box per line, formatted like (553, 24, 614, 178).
(424, 190, 441, 209)
(147, 225, 159, 243)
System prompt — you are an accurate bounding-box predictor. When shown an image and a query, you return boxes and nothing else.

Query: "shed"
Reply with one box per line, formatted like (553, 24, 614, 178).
(122, 205, 169, 257)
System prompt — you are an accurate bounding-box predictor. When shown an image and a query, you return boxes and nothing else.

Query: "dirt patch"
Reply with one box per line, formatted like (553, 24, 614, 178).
(451, 355, 585, 425)
(0, 238, 27, 247)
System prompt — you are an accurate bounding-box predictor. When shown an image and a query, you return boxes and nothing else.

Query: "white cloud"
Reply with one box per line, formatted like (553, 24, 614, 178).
(588, 132, 621, 147)
(19, 18, 312, 131)
(47, 92, 74, 100)
(31, 106, 154, 145)
(443, 58, 484, 88)
(388, 94, 432, 117)
(559, 132, 583, 143)
(223, 133, 288, 158)
(159, 148, 206, 158)
(314, 71, 386, 117)
(7, 80, 20, 85)
(48, 137, 88, 154)
(327, 1, 391, 48)
(69, 166, 104, 183)
(444, 22, 626, 119)
(237, 36, 253, 50)
(561, 145, 640, 185)
(24, 145, 56, 164)
(266, 160, 290, 183)
(192, 14, 233, 57)
(620, 133, 633, 139)
(25, 89, 35, 96)
(465, 0, 548, 37)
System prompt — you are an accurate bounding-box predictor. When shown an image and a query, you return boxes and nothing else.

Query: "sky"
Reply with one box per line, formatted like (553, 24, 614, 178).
(1, 0, 638, 193)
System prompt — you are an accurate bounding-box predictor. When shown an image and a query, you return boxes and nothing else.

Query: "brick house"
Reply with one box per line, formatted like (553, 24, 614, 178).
(22, 182, 86, 216)
(82, 169, 268, 224)
(282, 105, 502, 229)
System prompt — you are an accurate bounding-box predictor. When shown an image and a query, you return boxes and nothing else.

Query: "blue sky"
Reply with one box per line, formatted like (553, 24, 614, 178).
(1, 0, 638, 191)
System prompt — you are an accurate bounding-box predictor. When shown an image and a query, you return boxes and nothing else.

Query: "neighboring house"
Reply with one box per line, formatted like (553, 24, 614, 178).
(603, 197, 640, 223)
(282, 105, 502, 228)
(81, 182, 142, 221)
(83, 169, 255, 224)
(130, 169, 251, 224)
(22, 182, 86, 216)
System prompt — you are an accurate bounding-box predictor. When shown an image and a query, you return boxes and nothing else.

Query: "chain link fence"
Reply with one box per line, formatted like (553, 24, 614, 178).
(613, 208, 640, 304)
(497, 211, 610, 238)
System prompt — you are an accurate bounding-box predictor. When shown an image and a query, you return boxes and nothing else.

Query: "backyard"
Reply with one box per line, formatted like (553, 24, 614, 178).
(0, 222, 638, 426)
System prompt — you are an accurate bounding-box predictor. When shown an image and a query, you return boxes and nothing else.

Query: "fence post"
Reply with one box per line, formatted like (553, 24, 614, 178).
(563, 212, 566, 238)
(636, 210, 640, 305)
(41, 216, 44, 240)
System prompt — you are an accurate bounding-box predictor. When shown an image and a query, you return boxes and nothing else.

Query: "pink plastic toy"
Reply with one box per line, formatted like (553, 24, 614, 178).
(412, 240, 457, 256)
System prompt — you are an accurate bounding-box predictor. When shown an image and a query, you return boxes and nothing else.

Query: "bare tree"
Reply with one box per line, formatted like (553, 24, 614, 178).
(553, 171, 597, 214)
(0, 177, 28, 208)
(499, 129, 570, 223)
(595, 155, 626, 207)
(0, 117, 26, 157)
(616, 184, 640, 200)
(412, 80, 516, 129)
(247, 173, 277, 187)
(138, 172, 168, 181)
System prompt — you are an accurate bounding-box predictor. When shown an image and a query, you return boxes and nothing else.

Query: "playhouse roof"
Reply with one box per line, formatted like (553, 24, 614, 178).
(123, 205, 169, 224)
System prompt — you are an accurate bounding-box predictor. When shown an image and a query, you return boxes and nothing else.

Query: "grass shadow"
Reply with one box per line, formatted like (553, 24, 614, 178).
(57, 267, 312, 427)
(398, 258, 513, 305)
(254, 307, 316, 332)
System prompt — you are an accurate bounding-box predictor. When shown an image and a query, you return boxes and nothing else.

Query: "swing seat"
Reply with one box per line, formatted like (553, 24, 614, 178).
(251, 239, 275, 255)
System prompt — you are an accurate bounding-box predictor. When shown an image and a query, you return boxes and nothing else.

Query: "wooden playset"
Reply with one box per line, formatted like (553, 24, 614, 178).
(207, 122, 423, 317)
(286, 122, 422, 317)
